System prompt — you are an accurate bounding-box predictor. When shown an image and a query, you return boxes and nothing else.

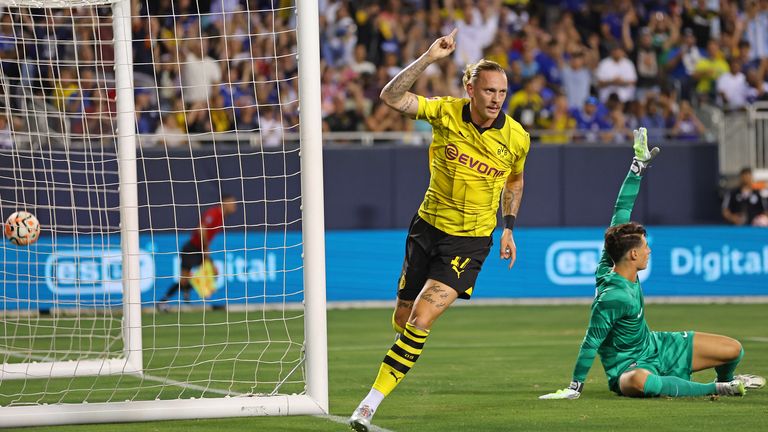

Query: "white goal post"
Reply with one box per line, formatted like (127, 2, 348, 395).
(0, 0, 327, 426)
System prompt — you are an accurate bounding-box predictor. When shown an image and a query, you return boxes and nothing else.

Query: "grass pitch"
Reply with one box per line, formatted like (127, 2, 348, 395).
(3, 304, 767, 431)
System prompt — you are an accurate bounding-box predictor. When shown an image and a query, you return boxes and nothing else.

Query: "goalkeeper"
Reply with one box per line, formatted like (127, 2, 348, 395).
(158, 194, 238, 305)
(540, 128, 765, 400)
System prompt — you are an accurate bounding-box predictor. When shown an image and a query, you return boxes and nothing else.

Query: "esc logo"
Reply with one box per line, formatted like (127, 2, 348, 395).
(545, 240, 651, 285)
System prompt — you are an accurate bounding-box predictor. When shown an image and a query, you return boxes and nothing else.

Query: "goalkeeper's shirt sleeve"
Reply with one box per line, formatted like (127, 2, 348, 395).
(596, 170, 643, 276)
(571, 294, 627, 383)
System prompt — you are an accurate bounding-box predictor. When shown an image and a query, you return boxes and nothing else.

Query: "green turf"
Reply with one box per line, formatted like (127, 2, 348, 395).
(2, 304, 767, 431)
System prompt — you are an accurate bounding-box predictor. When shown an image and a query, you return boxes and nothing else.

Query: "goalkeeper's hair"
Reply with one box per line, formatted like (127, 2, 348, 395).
(604, 222, 647, 264)
(462, 59, 506, 88)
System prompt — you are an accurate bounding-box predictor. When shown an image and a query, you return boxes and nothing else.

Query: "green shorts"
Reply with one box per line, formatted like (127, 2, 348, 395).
(610, 330, 695, 394)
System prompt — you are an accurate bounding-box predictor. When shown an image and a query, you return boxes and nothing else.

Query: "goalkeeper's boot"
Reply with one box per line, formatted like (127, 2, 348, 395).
(716, 379, 746, 396)
(734, 374, 766, 389)
(349, 404, 374, 432)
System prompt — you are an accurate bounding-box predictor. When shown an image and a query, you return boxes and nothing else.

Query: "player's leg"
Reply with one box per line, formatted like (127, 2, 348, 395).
(350, 216, 431, 431)
(619, 368, 745, 397)
(351, 279, 458, 431)
(374, 279, 459, 393)
(691, 332, 742, 372)
(691, 332, 764, 388)
(392, 298, 412, 335)
(160, 242, 200, 303)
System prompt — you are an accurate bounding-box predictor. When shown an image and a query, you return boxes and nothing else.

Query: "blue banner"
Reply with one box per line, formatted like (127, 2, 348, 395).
(2, 227, 766, 310)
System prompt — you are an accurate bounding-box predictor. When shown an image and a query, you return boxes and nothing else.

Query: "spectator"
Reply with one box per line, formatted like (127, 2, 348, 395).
(560, 49, 592, 109)
(717, 58, 750, 110)
(741, 0, 768, 63)
(539, 94, 575, 144)
(154, 112, 186, 148)
(605, 107, 632, 143)
(746, 68, 768, 102)
(625, 27, 662, 101)
(350, 44, 376, 76)
(258, 105, 284, 149)
(682, 0, 720, 49)
(572, 96, 611, 142)
(508, 74, 545, 131)
(722, 167, 768, 226)
(323, 3, 357, 67)
(639, 96, 670, 140)
(134, 89, 159, 134)
(180, 35, 222, 106)
(595, 43, 637, 103)
(323, 85, 365, 133)
(692, 38, 729, 102)
(671, 100, 707, 140)
(662, 28, 703, 100)
(449, 0, 501, 69)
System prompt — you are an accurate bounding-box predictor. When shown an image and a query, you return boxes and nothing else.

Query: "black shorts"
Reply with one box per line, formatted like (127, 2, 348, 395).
(397, 214, 492, 301)
(180, 241, 204, 271)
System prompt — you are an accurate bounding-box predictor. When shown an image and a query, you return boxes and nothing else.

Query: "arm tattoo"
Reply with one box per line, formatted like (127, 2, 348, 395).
(502, 178, 524, 218)
(381, 55, 431, 105)
(397, 97, 415, 112)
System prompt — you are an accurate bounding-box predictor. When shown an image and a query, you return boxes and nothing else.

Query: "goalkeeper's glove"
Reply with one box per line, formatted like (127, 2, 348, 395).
(538, 381, 583, 400)
(630, 127, 660, 176)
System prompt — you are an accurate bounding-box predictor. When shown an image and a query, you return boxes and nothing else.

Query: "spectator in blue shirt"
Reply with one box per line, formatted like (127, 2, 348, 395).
(572, 96, 611, 142)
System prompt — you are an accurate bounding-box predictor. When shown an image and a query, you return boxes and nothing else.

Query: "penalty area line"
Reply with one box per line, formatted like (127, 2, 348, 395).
(318, 414, 397, 432)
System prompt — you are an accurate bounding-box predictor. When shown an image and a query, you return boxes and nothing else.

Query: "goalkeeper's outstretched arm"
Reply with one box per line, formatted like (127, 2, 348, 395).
(595, 128, 660, 276)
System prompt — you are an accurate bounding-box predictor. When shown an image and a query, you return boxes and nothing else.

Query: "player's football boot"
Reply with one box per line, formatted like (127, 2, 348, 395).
(716, 379, 746, 396)
(734, 374, 766, 389)
(349, 404, 374, 432)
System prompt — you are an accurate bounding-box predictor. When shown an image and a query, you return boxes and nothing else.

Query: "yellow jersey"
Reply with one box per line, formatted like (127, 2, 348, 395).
(415, 96, 530, 237)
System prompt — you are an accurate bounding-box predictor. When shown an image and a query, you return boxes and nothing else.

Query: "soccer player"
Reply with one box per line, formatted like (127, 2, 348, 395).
(158, 194, 238, 305)
(539, 128, 766, 400)
(349, 29, 530, 431)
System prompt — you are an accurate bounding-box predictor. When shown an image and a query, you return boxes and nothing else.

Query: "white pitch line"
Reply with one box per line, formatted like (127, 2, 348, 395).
(2, 350, 395, 430)
(319, 414, 397, 432)
(744, 337, 768, 343)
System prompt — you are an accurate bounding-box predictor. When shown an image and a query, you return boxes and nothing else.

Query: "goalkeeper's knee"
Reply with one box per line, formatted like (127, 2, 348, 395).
(391, 311, 405, 334)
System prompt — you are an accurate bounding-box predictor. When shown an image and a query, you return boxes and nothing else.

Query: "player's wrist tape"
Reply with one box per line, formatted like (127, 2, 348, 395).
(568, 381, 584, 393)
(503, 215, 516, 231)
(630, 157, 649, 176)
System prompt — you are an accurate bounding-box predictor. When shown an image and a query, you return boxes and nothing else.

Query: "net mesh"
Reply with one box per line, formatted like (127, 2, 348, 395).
(0, 0, 305, 407)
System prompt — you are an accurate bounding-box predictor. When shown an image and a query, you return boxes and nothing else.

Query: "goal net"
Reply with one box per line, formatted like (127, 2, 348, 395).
(0, 0, 327, 426)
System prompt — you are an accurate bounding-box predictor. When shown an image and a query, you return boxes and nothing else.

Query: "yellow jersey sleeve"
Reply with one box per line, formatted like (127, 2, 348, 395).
(510, 128, 530, 175)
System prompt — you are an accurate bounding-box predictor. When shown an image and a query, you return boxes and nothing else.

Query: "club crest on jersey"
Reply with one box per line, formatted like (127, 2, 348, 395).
(444, 143, 505, 178)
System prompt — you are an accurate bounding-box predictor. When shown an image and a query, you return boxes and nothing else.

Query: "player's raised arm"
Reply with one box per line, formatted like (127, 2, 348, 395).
(595, 128, 660, 275)
(379, 29, 458, 117)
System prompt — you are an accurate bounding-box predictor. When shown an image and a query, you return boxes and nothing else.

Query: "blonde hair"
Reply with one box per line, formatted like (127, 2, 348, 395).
(462, 59, 506, 88)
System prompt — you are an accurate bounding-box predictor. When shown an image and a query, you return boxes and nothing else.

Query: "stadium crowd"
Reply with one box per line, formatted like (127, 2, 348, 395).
(1, 0, 768, 146)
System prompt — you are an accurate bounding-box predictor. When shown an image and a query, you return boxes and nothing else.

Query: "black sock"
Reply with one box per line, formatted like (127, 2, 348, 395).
(160, 282, 180, 302)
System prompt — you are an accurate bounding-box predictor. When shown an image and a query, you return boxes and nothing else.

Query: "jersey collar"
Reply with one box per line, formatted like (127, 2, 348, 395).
(462, 102, 506, 133)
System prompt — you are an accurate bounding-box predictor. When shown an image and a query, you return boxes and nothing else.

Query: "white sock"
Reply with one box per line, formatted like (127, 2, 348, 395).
(359, 388, 385, 413)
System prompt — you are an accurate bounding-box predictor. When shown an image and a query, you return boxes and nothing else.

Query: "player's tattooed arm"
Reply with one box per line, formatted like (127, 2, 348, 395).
(500, 171, 524, 268)
(502, 171, 524, 218)
(379, 58, 429, 117)
(380, 29, 458, 117)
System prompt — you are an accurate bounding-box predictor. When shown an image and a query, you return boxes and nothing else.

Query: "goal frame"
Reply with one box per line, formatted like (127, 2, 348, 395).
(0, 0, 328, 426)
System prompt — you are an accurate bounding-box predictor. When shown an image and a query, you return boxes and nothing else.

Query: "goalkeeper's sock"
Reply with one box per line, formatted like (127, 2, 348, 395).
(371, 322, 429, 397)
(715, 347, 744, 382)
(643, 374, 717, 397)
(160, 282, 180, 302)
